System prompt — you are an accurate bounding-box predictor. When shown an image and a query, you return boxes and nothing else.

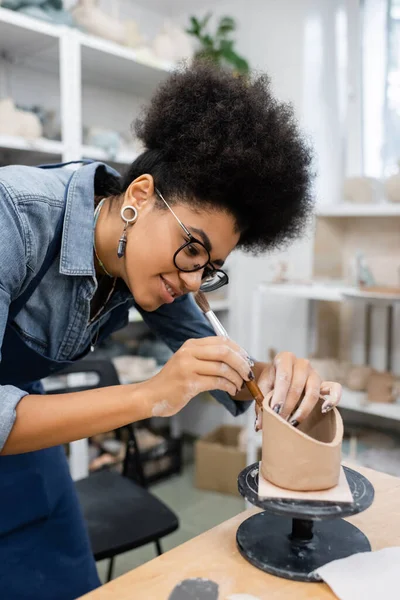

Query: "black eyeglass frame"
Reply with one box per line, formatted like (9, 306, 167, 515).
(154, 187, 229, 292)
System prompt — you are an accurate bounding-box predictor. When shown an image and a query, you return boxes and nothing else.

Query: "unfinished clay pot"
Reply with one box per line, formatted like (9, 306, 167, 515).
(261, 391, 343, 491)
(367, 370, 395, 403)
(346, 364, 372, 391)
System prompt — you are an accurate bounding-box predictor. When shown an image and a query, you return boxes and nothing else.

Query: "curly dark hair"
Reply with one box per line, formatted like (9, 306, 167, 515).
(120, 61, 314, 254)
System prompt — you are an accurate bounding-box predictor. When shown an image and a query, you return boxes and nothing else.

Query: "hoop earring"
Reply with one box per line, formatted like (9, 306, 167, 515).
(117, 205, 138, 258)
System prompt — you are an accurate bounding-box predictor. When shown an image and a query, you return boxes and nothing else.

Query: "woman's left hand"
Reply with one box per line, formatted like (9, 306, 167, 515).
(254, 352, 342, 431)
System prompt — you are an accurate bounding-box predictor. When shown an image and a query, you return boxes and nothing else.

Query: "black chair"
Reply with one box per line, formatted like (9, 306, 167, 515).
(46, 359, 179, 582)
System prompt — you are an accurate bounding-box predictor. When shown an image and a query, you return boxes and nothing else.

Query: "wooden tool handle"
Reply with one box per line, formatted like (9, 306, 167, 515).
(245, 380, 264, 409)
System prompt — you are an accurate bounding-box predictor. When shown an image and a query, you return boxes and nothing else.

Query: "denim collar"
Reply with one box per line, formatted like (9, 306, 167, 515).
(59, 162, 121, 277)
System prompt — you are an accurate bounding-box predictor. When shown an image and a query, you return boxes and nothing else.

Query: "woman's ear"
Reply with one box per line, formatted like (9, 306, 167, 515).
(124, 174, 155, 210)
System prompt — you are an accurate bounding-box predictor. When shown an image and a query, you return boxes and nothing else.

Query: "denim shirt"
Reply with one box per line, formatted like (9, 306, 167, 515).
(0, 161, 250, 450)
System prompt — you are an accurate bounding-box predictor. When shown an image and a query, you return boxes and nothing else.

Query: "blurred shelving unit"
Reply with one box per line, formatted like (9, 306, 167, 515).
(0, 135, 64, 165)
(246, 199, 400, 465)
(78, 31, 173, 97)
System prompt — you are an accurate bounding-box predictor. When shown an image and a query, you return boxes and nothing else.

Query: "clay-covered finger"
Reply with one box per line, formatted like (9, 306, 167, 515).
(194, 359, 243, 393)
(191, 343, 251, 382)
(270, 352, 295, 414)
(256, 364, 275, 398)
(288, 373, 321, 425)
(185, 336, 253, 366)
(199, 375, 238, 397)
(320, 381, 342, 412)
(279, 358, 310, 420)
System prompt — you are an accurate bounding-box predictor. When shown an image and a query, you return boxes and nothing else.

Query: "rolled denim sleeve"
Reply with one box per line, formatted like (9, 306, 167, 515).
(135, 294, 252, 417)
(0, 286, 28, 450)
(0, 183, 30, 450)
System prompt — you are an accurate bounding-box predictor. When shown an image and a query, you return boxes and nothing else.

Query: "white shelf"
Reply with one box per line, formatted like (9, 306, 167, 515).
(259, 281, 400, 305)
(339, 388, 400, 422)
(0, 135, 63, 155)
(81, 145, 137, 166)
(79, 32, 173, 96)
(316, 203, 400, 217)
(261, 281, 354, 302)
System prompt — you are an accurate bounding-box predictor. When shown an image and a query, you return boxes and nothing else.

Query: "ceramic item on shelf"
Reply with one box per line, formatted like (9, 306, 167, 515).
(384, 161, 400, 203)
(152, 20, 194, 63)
(343, 176, 381, 204)
(354, 250, 376, 287)
(72, 0, 143, 47)
(360, 285, 400, 296)
(392, 379, 400, 402)
(367, 370, 396, 404)
(309, 358, 349, 384)
(0, 98, 42, 139)
(17, 104, 61, 141)
(345, 364, 372, 391)
(3, 1, 75, 25)
(84, 127, 121, 159)
(124, 21, 145, 49)
(72, 0, 125, 44)
(261, 391, 343, 491)
(271, 261, 288, 283)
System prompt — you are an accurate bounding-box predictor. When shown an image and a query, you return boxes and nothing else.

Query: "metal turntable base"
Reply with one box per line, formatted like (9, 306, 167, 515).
(236, 463, 374, 582)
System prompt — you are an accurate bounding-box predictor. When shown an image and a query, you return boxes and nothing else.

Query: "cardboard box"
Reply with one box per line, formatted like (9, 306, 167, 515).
(195, 425, 260, 496)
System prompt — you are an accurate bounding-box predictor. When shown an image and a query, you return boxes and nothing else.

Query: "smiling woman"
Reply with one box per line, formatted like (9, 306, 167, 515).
(0, 60, 341, 600)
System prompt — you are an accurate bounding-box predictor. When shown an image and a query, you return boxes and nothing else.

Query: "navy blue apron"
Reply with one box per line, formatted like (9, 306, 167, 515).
(0, 162, 104, 599)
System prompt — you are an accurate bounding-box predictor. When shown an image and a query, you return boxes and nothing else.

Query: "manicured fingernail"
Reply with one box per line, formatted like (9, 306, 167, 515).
(248, 357, 255, 367)
(273, 403, 282, 414)
(290, 419, 299, 427)
(322, 403, 333, 414)
(248, 370, 255, 381)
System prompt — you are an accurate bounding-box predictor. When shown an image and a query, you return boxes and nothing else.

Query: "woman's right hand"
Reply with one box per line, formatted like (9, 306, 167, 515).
(142, 336, 252, 417)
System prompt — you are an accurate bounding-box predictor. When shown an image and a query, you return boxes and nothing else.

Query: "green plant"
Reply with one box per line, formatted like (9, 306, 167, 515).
(186, 13, 249, 75)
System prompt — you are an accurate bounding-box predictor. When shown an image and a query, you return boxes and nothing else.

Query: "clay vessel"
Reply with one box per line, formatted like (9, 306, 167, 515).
(343, 176, 380, 204)
(346, 364, 372, 391)
(261, 392, 343, 491)
(367, 370, 395, 404)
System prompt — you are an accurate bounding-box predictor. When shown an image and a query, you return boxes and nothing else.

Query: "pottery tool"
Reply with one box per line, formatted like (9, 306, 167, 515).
(236, 462, 374, 583)
(194, 292, 264, 410)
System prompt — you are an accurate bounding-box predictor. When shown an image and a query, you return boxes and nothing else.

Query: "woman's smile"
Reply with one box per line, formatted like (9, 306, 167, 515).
(160, 275, 179, 303)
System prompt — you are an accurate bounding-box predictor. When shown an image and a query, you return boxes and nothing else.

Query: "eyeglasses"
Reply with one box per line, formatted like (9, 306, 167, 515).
(154, 187, 229, 292)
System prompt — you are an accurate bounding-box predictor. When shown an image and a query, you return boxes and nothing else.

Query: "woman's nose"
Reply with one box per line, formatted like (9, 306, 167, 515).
(179, 270, 203, 292)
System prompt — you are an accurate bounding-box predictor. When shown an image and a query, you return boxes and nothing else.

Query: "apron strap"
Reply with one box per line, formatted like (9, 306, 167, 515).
(7, 164, 79, 320)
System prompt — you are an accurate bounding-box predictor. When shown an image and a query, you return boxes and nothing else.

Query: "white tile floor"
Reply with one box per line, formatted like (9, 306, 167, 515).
(96, 463, 246, 583)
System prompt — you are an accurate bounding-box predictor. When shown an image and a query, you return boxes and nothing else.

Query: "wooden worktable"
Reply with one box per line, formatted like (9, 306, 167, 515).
(80, 465, 400, 599)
